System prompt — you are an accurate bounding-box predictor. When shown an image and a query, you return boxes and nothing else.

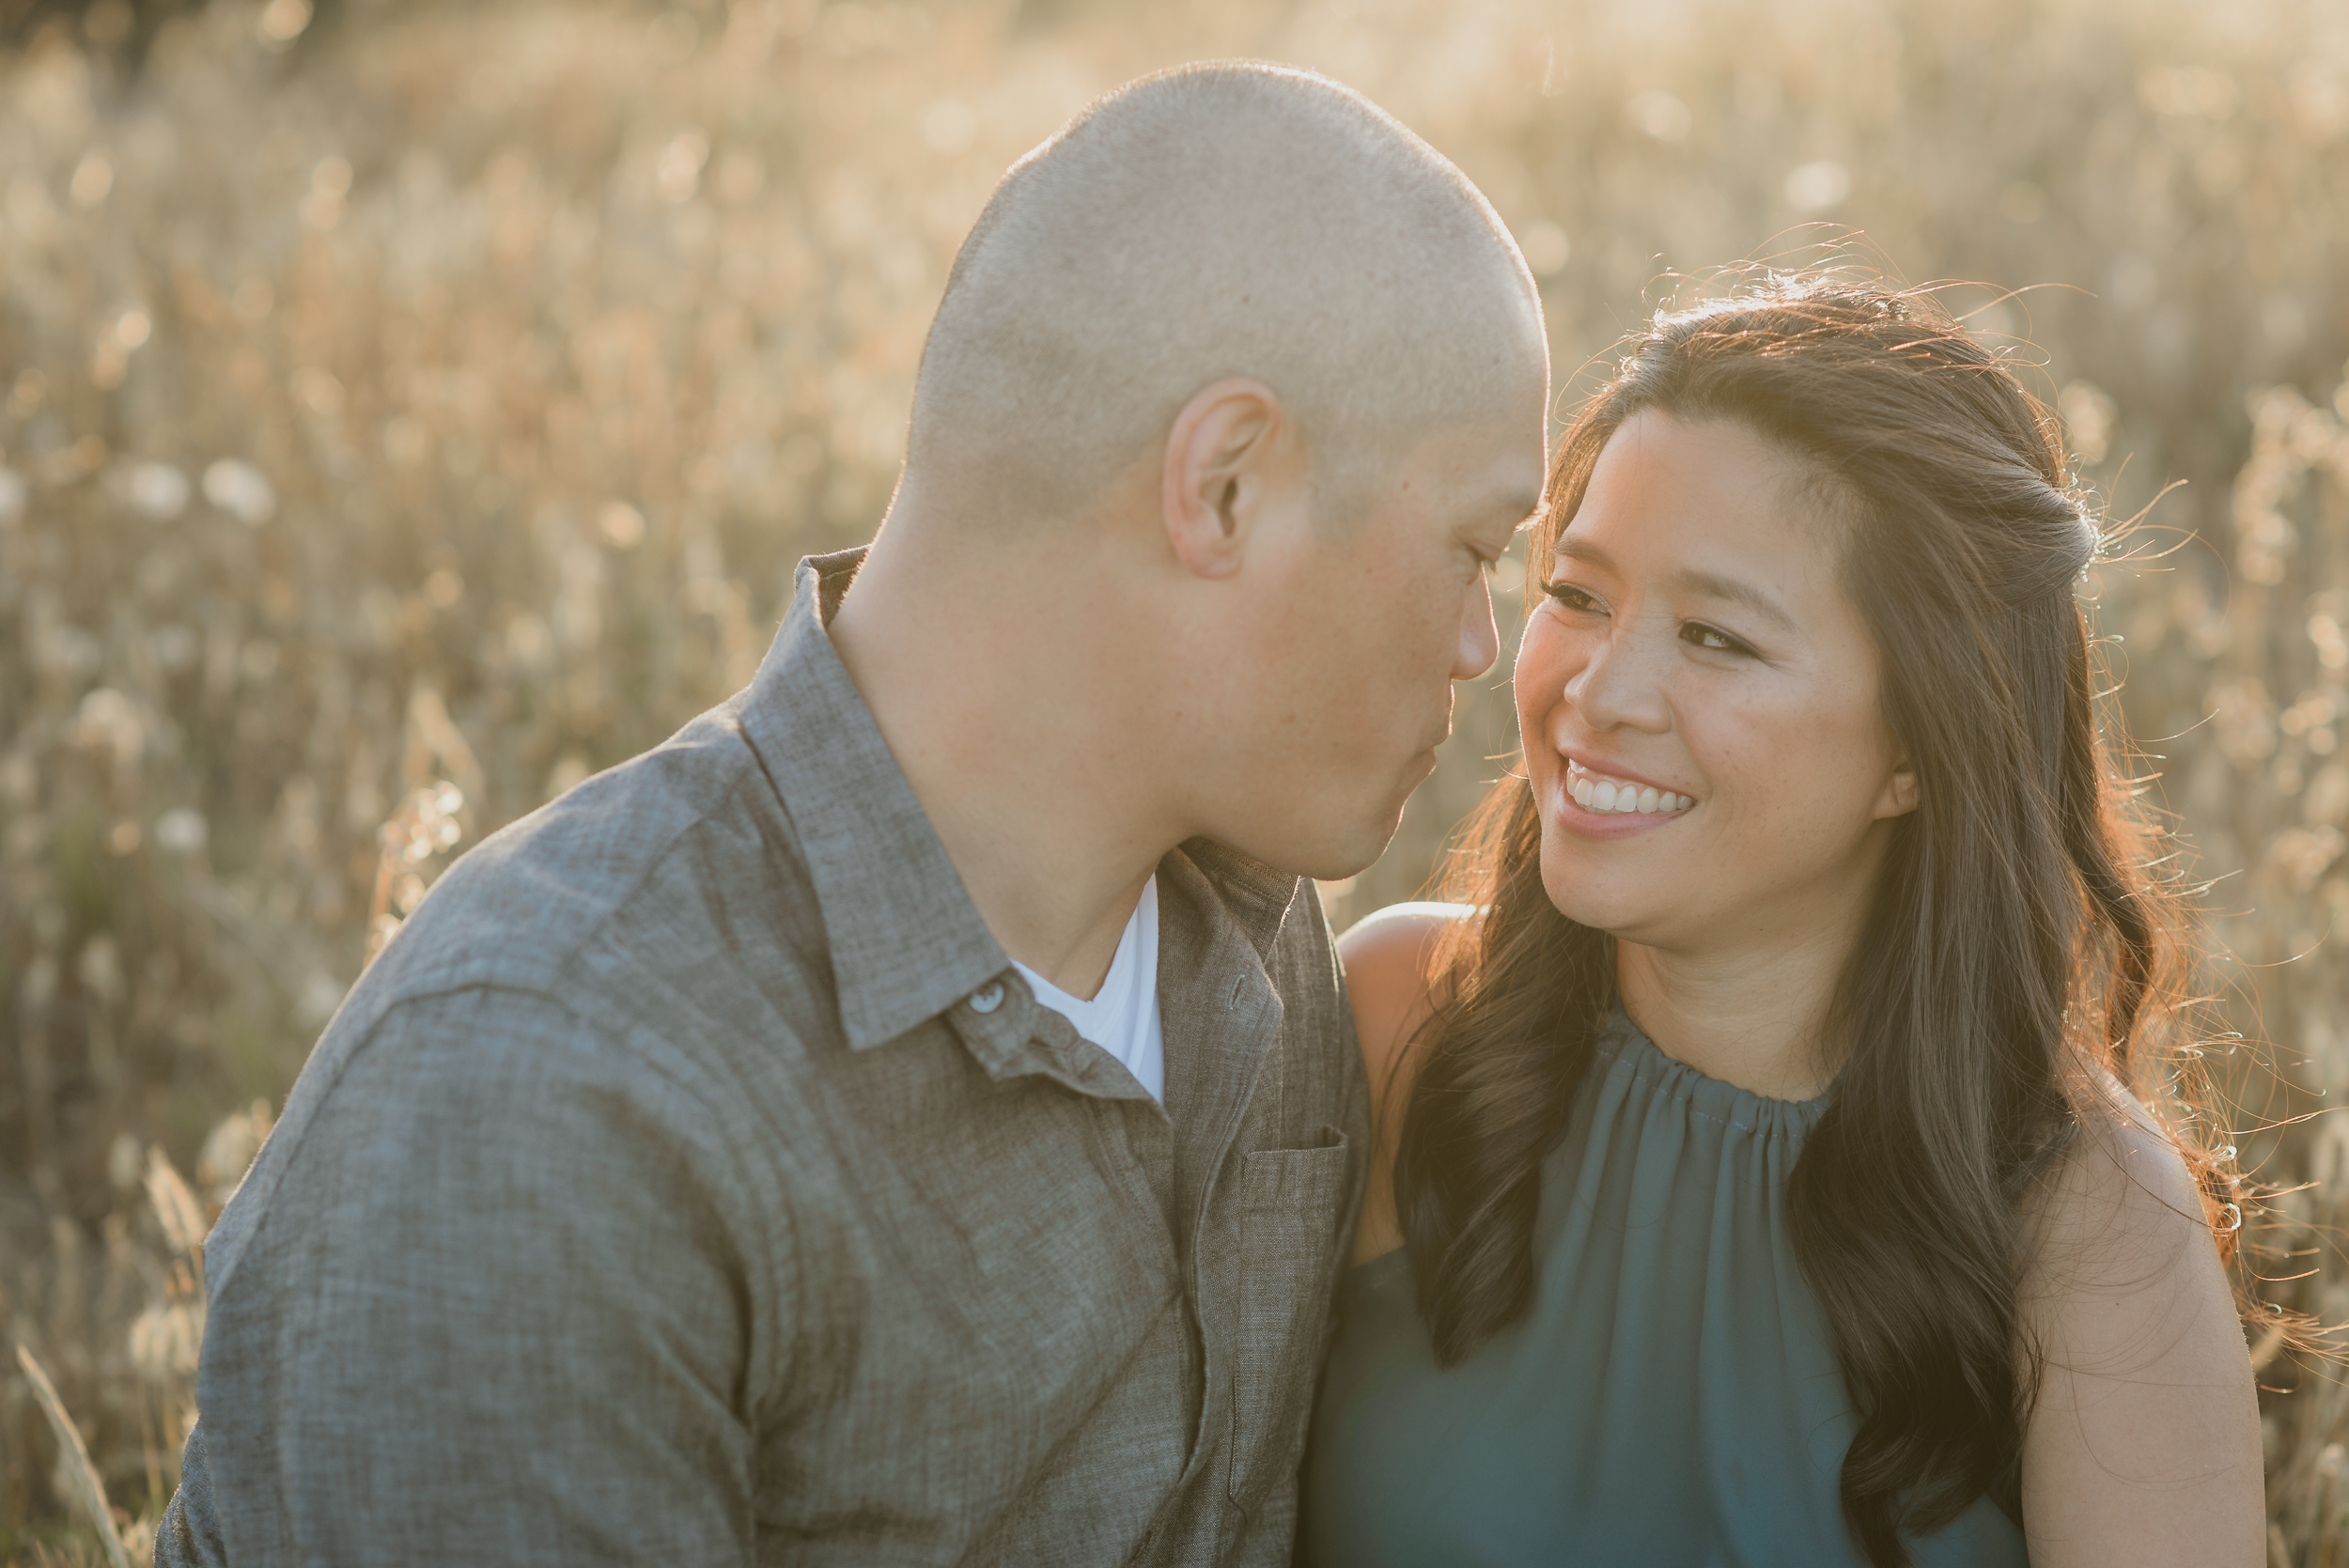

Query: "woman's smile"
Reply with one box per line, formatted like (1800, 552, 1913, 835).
(1562, 756, 1696, 815)
(1548, 754, 1699, 838)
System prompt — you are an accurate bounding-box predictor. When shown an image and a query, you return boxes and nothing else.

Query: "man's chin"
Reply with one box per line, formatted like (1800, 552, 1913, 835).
(1208, 764, 1429, 880)
(1230, 808, 1406, 884)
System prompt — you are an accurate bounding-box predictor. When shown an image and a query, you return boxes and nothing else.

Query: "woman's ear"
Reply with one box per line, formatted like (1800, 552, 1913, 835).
(1159, 378, 1286, 580)
(1874, 759, 1920, 819)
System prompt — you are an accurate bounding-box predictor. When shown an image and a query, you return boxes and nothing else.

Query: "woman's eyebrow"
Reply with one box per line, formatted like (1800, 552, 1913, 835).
(1553, 537, 1797, 634)
(1553, 536, 1615, 571)
(1672, 567, 1797, 634)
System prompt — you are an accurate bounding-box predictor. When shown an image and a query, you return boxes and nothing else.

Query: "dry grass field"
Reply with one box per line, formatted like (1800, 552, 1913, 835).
(2, 0, 2346, 1560)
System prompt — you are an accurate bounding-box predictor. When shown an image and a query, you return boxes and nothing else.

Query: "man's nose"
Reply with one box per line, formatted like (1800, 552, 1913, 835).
(1454, 574, 1500, 681)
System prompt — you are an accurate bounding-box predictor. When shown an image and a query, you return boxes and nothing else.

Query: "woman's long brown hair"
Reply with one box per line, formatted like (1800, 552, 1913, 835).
(1392, 276, 2232, 1566)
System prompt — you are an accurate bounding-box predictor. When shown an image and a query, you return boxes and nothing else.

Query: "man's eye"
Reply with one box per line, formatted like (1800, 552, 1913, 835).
(1541, 581, 1604, 613)
(1682, 622, 1753, 656)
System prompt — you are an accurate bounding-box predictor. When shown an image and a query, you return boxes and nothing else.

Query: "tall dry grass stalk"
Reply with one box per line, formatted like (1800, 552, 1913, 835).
(13, 1345, 130, 1568)
(365, 780, 464, 963)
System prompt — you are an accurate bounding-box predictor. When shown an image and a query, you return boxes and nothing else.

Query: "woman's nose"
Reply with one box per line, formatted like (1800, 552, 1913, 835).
(1564, 629, 1671, 733)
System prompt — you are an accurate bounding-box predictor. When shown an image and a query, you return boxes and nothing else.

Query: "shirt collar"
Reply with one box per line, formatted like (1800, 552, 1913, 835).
(739, 546, 1010, 1050)
(1174, 835, 1304, 968)
(739, 545, 1308, 1050)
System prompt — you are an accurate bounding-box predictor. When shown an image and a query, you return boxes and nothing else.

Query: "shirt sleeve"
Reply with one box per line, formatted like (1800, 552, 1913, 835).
(152, 1421, 225, 1567)
(173, 985, 784, 1567)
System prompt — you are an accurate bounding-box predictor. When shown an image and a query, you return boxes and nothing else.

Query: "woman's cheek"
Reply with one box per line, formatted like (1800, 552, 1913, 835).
(1513, 628, 1563, 746)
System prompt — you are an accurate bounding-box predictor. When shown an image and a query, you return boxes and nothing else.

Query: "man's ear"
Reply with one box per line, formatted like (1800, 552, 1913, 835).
(1160, 378, 1288, 580)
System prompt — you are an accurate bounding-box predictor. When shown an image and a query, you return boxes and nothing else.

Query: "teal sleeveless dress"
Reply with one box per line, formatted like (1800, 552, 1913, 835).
(1299, 1011, 2029, 1566)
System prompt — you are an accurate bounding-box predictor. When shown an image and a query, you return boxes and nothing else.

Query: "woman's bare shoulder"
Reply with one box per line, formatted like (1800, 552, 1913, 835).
(2022, 1069, 2214, 1289)
(1337, 901, 1480, 1095)
(1337, 903, 1479, 1266)
(2015, 1071, 2263, 1560)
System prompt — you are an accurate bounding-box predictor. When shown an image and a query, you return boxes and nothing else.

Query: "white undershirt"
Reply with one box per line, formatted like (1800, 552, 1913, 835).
(1012, 876, 1165, 1103)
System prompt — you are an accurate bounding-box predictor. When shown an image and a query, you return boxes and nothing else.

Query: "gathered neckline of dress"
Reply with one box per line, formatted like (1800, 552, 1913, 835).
(1588, 1007, 1833, 1139)
(1352, 1010, 1830, 1282)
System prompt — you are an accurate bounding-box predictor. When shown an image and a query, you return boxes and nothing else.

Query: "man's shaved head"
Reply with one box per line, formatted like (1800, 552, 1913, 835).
(906, 61, 1546, 523)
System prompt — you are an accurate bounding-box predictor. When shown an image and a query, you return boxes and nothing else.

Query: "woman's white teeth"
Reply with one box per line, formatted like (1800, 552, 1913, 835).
(1566, 763, 1691, 815)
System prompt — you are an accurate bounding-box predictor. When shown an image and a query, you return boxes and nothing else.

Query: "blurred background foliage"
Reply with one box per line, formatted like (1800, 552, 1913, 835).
(1, 0, 2345, 1560)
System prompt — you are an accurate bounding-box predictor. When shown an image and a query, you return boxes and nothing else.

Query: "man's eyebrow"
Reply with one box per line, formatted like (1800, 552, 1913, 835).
(1470, 493, 1543, 539)
(1465, 493, 1543, 551)
(1551, 536, 1798, 634)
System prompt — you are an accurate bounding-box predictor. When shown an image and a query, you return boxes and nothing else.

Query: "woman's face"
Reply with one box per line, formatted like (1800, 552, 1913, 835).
(1516, 410, 1916, 957)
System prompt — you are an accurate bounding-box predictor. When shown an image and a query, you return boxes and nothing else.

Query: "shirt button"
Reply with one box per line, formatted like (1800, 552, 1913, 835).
(969, 982, 1004, 1014)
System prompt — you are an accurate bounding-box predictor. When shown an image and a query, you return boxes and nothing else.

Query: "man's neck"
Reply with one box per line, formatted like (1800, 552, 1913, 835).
(826, 513, 1175, 999)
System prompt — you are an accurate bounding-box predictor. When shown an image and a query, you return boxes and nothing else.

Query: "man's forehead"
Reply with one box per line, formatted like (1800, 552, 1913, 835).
(1403, 410, 1543, 477)
(1418, 432, 1545, 532)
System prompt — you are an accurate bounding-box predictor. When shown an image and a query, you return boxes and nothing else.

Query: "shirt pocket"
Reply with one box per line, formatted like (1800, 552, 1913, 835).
(1224, 1124, 1352, 1514)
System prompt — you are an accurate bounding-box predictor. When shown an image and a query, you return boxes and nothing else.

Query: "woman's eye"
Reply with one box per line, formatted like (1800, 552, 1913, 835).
(1682, 622, 1753, 656)
(1541, 580, 1604, 613)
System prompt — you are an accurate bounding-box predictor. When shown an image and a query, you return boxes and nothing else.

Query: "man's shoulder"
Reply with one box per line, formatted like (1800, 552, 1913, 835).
(373, 692, 814, 1004)
(202, 695, 831, 1294)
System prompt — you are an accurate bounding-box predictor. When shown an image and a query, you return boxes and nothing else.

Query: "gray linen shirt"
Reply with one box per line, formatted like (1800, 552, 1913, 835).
(157, 547, 1369, 1566)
